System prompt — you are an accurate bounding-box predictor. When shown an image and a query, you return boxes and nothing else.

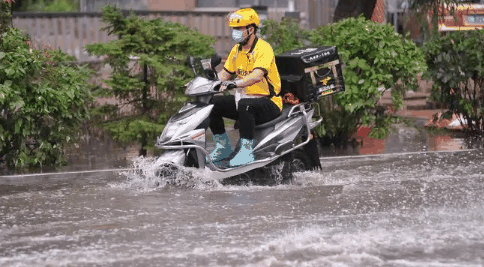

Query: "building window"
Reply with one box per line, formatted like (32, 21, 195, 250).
(196, 0, 236, 8)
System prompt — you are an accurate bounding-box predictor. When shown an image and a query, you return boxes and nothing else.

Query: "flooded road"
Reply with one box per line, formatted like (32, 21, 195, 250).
(1, 148, 484, 267)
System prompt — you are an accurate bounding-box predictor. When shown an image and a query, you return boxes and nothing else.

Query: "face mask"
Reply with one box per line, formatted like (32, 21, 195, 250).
(231, 28, 252, 44)
(231, 29, 245, 43)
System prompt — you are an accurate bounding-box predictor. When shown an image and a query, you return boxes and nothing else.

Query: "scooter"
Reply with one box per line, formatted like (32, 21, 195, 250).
(155, 47, 344, 185)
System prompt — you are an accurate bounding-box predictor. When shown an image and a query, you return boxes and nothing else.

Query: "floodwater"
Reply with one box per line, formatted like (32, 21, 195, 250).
(69, 122, 481, 172)
(1, 125, 484, 266)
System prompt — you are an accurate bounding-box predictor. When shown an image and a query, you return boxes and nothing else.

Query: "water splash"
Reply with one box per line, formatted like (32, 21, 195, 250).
(119, 156, 224, 191)
(116, 155, 323, 191)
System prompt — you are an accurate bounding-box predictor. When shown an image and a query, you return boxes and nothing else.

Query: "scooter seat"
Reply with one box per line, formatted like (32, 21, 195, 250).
(254, 105, 293, 130)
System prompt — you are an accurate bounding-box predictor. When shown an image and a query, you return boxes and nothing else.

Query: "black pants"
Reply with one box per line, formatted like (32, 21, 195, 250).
(209, 95, 281, 140)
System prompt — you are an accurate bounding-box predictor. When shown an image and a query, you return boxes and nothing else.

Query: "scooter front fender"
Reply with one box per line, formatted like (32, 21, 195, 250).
(155, 150, 186, 166)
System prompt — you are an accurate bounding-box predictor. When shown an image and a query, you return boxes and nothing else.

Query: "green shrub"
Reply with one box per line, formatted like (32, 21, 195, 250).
(260, 18, 310, 55)
(0, 27, 92, 169)
(1, 1, 11, 34)
(309, 16, 426, 140)
(86, 6, 215, 155)
(262, 16, 426, 143)
(422, 30, 484, 135)
(25, 0, 79, 12)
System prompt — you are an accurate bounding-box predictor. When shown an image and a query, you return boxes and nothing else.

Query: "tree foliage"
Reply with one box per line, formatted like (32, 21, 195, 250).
(0, 27, 92, 169)
(10, 0, 79, 12)
(85, 6, 215, 155)
(309, 16, 426, 139)
(25, 0, 79, 12)
(422, 29, 484, 135)
(1, 0, 12, 34)
(262, 16, 426, 143)
(407, 0, 463, 39)
(260, 18, 310, 55)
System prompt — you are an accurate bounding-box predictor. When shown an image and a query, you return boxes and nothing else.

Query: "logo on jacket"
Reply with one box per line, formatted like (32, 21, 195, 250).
(237, 68, 251, 78)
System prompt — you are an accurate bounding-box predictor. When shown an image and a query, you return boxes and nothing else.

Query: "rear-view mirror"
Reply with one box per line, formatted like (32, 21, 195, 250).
(211, 54, 222, 70)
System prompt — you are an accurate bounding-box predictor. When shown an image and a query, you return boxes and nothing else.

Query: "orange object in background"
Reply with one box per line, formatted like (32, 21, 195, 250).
(437, 2, 484, 32)
(429, 135, 464, 151)
(404, 2, 484, 43)
(354, 126, 386, 155)
(425, 112, 466, 130)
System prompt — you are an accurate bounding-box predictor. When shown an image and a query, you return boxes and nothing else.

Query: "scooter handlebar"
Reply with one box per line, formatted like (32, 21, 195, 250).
(225, 83, 237, 90)
(218, 80, 237, 92)
(212, 80, 222, 92)
(210, 80, 237, 93)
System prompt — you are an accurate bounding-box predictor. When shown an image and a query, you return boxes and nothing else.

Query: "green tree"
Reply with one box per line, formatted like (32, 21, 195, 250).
(1, 0, 12, 34)
(261, 16, 426, 144)
(408, 0, 463, 39)
(309, 16, 426, 140)
(261, 18, 310, 55)
(86, 6, 215, 156)
(18, 0, 79, 12)
(422, 29, 484, 135)
(0, 27, 92, 169)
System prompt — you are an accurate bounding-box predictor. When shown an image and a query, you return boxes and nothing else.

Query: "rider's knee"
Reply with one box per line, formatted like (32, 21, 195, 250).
(238, 99, 252, 113)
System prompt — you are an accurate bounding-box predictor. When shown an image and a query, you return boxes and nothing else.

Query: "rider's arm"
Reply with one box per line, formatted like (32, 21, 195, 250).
(235, 69, 264, 88)
(220, 46, 237, 82)
(218, 69, 232, 81)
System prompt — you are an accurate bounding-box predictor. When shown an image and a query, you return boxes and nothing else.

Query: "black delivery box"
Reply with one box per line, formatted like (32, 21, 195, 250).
(276, 46, 345, 103)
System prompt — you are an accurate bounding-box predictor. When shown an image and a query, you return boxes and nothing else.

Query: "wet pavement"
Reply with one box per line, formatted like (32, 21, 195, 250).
(1, 148, 483, 266)
(1, 123, 484, 266)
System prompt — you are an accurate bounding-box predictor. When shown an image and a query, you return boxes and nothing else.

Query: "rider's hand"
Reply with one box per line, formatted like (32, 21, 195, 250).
(220, 80, 237, 92)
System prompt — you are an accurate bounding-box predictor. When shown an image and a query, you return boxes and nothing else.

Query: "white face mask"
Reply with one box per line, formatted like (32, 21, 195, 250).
(231, 28, 252, 44)
(231, 29, 245, 43)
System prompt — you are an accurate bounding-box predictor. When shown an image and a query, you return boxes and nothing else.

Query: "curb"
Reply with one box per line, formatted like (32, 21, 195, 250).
(0, 168, 132, 181)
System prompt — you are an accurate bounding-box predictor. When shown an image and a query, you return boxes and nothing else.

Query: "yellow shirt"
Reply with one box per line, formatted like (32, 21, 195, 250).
(223, 37, 283, 110)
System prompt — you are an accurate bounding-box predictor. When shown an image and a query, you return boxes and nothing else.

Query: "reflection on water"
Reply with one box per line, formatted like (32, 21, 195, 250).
(428, 135, 464, 151)
(339, 124, 471, 156)
(63, 137, 138, 171)
(1, 123, 476, 175)
(65, 124, 476, 171)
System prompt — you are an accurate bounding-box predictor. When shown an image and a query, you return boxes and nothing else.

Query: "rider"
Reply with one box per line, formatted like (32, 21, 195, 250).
(208, 7, 282, 167)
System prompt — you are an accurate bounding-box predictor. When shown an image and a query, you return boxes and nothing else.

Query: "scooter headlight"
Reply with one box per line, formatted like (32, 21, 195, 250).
(159, 116, 192, 143)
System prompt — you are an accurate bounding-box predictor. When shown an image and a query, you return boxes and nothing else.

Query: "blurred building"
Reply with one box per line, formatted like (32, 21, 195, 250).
(82, 0, 150, 11)
(81, 0, 322, 12)
(81, 0, 338, 29)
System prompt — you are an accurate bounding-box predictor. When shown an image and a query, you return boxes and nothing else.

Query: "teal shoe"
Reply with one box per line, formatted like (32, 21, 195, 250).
(229, 138, 255, 167)
(207, 133, 233, 163)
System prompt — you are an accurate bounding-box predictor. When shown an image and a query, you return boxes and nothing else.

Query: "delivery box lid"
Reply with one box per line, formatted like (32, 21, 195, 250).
(276, 46, 339, 77)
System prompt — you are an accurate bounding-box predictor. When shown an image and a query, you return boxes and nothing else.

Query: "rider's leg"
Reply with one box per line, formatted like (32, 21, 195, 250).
(230, 98, 281, 167)
(207, 95, 238, 162)
(209, 95, 238, 134)
(207, 132, 232, 162)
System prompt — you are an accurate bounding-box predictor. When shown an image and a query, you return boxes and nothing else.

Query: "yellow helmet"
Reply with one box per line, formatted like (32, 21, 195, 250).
(228, 8, 260, 28)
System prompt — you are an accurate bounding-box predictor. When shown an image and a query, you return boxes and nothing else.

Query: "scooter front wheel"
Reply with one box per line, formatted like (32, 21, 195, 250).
(291, 149, 313, 172)
(184, 148, 199, 168)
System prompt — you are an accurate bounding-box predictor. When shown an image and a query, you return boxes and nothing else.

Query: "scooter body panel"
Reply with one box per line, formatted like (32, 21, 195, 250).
(156, 103, 213, 147)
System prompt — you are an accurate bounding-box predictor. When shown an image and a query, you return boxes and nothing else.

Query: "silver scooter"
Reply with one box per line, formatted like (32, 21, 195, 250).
(154, 54, 324, 185)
